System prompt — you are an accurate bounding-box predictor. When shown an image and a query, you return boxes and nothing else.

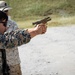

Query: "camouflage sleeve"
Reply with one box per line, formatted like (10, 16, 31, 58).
(6, 19, 18, 32)
(0, 29, 31, 49)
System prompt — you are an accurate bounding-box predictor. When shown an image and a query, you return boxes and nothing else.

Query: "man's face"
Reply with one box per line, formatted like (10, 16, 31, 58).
(0, 19, 7, 34)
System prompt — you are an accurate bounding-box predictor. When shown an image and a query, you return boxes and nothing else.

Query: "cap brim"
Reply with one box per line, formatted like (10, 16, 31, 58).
(4, 7, 12, 11)
(0, 6, 12, 11)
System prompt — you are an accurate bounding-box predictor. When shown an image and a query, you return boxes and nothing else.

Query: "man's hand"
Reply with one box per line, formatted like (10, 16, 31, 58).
(34, 23, 47, 34)
(26, 23, 47, 38)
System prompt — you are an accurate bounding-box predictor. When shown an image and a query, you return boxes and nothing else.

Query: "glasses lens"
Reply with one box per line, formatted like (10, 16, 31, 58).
(3, 22, 7, 27)
(0, 22, 7, 27)
(4, 10, 8, 12)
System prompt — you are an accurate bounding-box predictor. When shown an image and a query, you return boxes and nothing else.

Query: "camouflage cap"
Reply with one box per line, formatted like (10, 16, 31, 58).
(0, 1, 12, 11)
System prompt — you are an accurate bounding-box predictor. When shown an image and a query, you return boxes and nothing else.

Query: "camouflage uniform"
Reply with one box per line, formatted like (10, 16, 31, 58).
(0, 29, 31, 75)
(0, 17, 31, 75)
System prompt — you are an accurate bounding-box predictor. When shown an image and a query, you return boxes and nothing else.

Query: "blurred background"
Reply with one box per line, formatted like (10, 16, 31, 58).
(4, 0, 75, 28)
(3, 1, 75, 75)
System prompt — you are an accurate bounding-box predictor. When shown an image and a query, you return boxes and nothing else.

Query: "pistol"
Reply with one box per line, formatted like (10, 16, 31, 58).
(32, 17, 51, 26)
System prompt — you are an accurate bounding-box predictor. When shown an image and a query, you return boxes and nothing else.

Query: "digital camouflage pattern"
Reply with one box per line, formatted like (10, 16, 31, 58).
(0, 29, 31, 74)
(0, 29, 31, 49)
(6, 18, 21, 66)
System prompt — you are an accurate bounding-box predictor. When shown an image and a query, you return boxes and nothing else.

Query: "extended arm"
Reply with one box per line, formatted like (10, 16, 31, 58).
(0, 23, 47, 49)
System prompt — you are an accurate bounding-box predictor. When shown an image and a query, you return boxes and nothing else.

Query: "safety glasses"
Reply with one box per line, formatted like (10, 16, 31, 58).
(0, 21, 7, 27)
(4, 10, 8, 13)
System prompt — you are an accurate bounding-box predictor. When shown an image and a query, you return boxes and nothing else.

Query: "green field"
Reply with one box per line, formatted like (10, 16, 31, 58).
(17, 16, 75, 29)
(4, 0, 75, 28)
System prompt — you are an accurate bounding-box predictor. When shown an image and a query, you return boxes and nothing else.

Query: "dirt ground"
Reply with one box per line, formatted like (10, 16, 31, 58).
(18, 25, 75, 75)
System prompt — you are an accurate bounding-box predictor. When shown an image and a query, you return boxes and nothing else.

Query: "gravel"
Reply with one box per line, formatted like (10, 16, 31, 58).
(18, 25, 75, 75)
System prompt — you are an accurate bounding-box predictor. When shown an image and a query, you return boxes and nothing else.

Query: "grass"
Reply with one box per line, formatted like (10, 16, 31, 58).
(17, 20, 33, 29)
(49, 16, 75, 27)
(6, 0, 75, 19)
(16, 15, 75, 29)
(4, 0, 75, 28)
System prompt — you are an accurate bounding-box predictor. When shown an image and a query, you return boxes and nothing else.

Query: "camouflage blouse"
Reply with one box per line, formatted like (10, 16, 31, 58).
(6, 18, 20, 66)
(0, 29, 31, 49)
(0, 29, 31, 74)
